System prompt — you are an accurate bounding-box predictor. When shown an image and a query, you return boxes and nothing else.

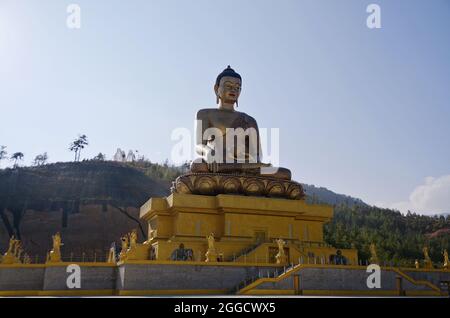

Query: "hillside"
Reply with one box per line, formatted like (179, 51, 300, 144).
(0, 161, 175, 260)
(0, 161, 448, 264)
(325, 205, 450, 266)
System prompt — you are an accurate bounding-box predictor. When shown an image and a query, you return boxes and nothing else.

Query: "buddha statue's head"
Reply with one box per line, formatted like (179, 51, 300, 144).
(214, 65, 242, 109)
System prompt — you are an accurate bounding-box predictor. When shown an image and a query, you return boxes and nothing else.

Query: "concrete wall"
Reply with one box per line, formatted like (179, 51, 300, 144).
(117, 264, 275, 291)
(1, 263, 448, 295)
(403, 270, 450, 289)
(0, 265, 116, 292)
(0, 266, 45, 291)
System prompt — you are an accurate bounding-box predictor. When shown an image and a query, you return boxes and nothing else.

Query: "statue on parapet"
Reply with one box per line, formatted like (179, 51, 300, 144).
(423, 246, 433, 269)
(172, 66, 304, 200)
(369, 243, 379, 264)
(205, 233, 219, 262)
(275, 239, 287, 265)
(47, 232, 63, 263)
(207, 233, 216, 251)
(443, 249, 449, 270)
(12, 238, 20, 255)
(129, 229, 138, 248)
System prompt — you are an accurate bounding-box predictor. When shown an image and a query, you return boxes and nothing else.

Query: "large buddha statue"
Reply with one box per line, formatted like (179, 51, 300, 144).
(191, 66, 291, 180)
(172, 66, 304, 200)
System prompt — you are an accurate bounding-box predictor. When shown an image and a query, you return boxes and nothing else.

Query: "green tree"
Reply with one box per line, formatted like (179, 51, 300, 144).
(69, 134, 89, 162)
(324, 204, 450, 265)
(10, 152, 24, 168)
(93, 153, 106, 161)
(33, 152, 48, 166)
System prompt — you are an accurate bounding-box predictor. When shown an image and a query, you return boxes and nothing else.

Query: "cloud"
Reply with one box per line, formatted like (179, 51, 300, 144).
(388, 175, 450, 215)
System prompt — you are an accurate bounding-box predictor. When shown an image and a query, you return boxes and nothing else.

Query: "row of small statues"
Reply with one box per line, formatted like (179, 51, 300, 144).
(2, 233, 448, 269)
(170, 234, 288, 264)
(414, 247, 449, 269)
(1, 232, 64, 264)
(0, 230, 147, 265)
(369, 243, 449, 269)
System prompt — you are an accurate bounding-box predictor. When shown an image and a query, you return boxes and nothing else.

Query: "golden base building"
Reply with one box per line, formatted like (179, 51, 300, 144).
(140, 193, 357, 266)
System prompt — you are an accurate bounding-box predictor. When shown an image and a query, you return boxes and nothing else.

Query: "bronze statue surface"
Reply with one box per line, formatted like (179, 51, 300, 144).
(173, 66, 302, 200)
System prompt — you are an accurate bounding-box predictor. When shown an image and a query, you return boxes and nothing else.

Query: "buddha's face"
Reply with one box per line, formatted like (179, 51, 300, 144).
(215, 76, 241, 105)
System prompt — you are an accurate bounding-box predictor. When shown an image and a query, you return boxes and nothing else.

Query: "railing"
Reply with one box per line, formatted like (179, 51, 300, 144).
(9, 251, 112, 264)
(228, 255, 369, 294)
(225, 242, 263, 262)
(228, 263, 298, 294)
(60, 252, 110, 263)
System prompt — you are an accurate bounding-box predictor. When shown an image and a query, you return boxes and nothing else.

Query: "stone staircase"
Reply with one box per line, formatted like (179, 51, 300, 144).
(228, 263, 296, 294)
(230, 264, 449, 296)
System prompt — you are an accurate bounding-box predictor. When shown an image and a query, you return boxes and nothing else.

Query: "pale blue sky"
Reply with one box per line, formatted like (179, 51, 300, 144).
(1, 0, 449, 214)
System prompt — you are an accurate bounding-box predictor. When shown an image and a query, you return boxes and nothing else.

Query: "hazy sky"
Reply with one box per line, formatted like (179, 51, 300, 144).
(1, 0, 449, 215)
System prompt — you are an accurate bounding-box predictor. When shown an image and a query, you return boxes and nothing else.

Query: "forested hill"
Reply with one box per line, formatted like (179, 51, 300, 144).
(0, 161, 448, 264)
(325, 205, 450, 266)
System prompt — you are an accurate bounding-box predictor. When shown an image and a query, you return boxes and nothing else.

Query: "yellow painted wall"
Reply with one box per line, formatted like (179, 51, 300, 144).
(173, 212, 222, 237)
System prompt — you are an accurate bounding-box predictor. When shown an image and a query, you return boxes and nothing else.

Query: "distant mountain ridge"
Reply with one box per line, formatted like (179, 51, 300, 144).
(302, 183, 368, 207)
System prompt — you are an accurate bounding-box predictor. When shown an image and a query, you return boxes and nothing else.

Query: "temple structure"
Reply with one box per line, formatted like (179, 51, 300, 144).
(140, 66, 357, 265)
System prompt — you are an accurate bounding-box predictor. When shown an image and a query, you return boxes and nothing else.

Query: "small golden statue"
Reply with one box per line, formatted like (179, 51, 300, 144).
(8, 237, 17, 252)
(130, 229, 138, 248)
(423, 246, 433, 269)
(443, 249, 449, 270)
(207, 233, 216, 251)
(275, 238, 287, 265)
(205, 233, 219, 262)
(415, 259, 420, 269)
(13, 239, 21, 256)
(48, 232, 63, 263)
(1, 236, 21, 264)
(369, 243, 379, 264)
